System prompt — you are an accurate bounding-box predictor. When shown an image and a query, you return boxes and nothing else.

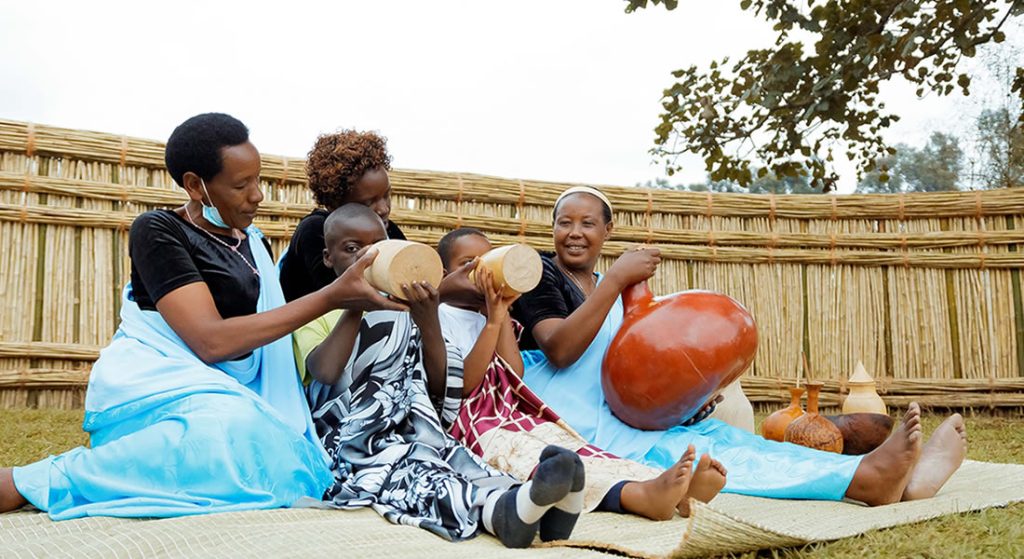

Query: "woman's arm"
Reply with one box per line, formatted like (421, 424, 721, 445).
(531, 248, 660, 369)
(157, 248, 405, 364)
(305, 310, 363, 385)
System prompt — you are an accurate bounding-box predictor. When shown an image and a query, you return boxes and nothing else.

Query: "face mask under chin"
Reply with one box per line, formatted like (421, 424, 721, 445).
(200, 178, 231, 229)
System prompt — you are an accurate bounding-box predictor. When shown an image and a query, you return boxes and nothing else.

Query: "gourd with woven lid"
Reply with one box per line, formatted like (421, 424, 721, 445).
(842, 361, 887, 415)
(469, 244, 542, 297)
(601, 282, 758, 431)
(363, 240, 443, 301)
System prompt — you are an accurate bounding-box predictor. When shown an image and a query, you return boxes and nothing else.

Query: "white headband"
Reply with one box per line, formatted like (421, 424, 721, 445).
(554, 185, 613, 215)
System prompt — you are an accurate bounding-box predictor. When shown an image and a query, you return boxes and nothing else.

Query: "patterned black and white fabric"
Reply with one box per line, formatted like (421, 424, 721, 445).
(306, 310, 518, 541)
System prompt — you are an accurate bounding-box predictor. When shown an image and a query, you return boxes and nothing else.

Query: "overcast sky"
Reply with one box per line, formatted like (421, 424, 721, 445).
(1, 1, 1015, 193)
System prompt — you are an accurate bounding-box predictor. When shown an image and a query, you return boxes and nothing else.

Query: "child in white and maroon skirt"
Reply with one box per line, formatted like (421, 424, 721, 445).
(436, 228, 727, 521)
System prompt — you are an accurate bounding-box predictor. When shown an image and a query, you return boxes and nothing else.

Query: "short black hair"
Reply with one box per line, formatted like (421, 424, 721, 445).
(437, 227, 486, 270)
(553, 190, 613, 224)
(324, 203, 386, 246)
(165, 113, 250, 187)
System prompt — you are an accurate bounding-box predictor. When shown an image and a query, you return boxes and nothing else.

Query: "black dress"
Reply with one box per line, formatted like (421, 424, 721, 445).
(510, 255, 591, 351)
(279, 209, 406, 302)
(129, 209, 269, 319)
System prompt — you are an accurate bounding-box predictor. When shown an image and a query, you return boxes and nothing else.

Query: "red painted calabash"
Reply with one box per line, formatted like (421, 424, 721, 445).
(601, 282, 759, 430)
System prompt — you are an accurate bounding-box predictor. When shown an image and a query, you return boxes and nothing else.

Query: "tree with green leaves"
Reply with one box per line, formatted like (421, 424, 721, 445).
(626, 0, 1023, 191)
(857, 132, 964, 193)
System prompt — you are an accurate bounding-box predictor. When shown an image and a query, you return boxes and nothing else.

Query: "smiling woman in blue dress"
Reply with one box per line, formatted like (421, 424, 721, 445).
(0, 113, 405, 519)
(511, 185, 970, 506)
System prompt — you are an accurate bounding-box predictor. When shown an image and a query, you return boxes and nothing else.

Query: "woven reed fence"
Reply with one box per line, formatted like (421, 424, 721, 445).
(1, 118, 1023, 411)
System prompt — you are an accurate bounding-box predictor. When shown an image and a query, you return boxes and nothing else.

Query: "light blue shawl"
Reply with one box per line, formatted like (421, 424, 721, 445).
(13, 227, 332, 519)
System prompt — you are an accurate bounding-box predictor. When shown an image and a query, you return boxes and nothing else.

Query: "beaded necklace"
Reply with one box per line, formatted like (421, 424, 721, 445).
(555, 259, 595, 297)
(183, 204, 260, 277)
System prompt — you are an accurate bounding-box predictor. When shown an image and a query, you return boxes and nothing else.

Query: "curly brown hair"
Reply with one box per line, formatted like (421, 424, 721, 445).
(305, 129, 392, 210)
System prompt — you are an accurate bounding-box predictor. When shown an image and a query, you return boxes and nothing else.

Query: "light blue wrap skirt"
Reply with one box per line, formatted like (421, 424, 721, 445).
(521, 276, 861, 501)
(13, 227, 333, 519)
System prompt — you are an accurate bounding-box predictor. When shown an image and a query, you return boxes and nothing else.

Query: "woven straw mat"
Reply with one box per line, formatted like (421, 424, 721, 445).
(2, 460, 1021, 558)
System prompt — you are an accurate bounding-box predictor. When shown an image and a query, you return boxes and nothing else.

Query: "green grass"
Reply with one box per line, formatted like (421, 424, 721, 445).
(735, 413, 1024, 559)
(2, 409, 1022, 558)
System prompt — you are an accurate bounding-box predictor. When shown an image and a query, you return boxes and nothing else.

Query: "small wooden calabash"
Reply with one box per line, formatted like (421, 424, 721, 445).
(784, 381, 844, 453)
(364, 240, 444, 300)
(470, 243, 543, 296)
(761, 386, 805, 442)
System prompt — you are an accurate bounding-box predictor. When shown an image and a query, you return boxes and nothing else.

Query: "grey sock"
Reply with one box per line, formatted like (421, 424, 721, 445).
(540, 448, 585, 542)
(530, 447, 575, 505)
(490, 486, 538, 548)
(489, 446, 575, 548)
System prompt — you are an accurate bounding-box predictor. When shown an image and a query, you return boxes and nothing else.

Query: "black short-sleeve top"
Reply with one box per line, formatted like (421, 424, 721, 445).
(279, 209, 406, 302)
(128, 209, 269, 319)
(511, 255, 592, 351)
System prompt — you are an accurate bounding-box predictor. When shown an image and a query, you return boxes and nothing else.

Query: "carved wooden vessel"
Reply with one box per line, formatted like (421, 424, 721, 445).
(784, 381, 844, 453)
(842, 361, 888, 415)
(470, 243, 542, 296)
(761, 387, 805, 442)
(364, 240, 444, 300)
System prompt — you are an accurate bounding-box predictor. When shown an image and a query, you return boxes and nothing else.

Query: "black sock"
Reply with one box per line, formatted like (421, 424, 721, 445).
(594, 480, 628, 514)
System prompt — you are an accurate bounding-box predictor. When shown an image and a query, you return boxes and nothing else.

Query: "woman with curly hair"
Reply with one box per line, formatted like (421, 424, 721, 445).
(280, 130, 406, 302)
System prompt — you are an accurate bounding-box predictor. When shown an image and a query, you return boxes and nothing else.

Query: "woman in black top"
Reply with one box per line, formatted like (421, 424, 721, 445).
(509, 186, 968, 508)
(0, 113, 405, 518)
(279, 130, 406, 302)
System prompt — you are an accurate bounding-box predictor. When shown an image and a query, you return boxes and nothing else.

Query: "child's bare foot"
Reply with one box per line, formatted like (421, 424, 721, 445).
(902, 413, 967, 501)
(621, 445, 696, 520)
(679, 453, 726, 516)
(845, 403, 923, 506)
(1, 467, 28, 513)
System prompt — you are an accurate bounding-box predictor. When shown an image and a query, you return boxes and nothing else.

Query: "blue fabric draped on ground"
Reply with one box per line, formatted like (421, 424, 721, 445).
(13, 227, 333, 520)
(521, 274, 861, 501)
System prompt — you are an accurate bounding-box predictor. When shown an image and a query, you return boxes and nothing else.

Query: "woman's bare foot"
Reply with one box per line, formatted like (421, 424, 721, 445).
(679, 453, 727, 516)
(620, 445, 696, 521)
(844, 403, 923, 506)
(1, 467, 28, 513)
(902, 414, 967, 501)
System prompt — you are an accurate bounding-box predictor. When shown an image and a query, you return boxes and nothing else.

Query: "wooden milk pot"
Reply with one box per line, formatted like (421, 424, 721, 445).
(842, 361, 888, 415)
(784, 381, 844, 453)
(363, 240, 444, 300)
(470, 244, 543, 296)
